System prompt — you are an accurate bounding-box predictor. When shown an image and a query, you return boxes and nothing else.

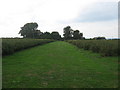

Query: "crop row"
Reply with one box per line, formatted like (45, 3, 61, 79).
(2, 38, 54, 56)
(67, 40, 119, 56)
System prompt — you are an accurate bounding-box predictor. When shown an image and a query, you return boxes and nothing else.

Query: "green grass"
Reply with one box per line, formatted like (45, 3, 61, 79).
(3, 41, 118, 88)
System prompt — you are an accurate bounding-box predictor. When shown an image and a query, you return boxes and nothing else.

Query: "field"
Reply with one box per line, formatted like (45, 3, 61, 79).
(3, 41, 118, 88)
(2, 38, 54, 55)
(67, 40, 119, 56)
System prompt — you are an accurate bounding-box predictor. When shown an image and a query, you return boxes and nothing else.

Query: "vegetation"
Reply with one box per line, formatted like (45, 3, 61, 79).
(2, 21, 118, 88)
(63, 26, 85, 40)
(67, 40, 119, 56)
(93, 37, 106, 40)
(73, 30, 83, 39)
(18, 22, 62, 40)
(2, 38, 54, 56)
(19, 22, 41, 38)
(63, 26, 73, 40)
(3, 41, 118, 88)
(51, 31, 61, 40)
(40, 31, 61, 40)
(18, 22, 86, 40)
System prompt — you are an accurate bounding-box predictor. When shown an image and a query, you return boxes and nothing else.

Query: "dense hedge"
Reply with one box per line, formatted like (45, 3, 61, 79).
(2, 38, 54, 56)
(67, 40, 119, 56)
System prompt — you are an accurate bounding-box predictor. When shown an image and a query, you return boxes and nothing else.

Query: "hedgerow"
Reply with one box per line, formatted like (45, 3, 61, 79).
(67, 40, 119, 56)
(2, 38, 54, 56)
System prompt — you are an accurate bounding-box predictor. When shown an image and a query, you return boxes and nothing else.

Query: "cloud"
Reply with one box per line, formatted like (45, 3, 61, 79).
(0, 0, 118, 38)
(74, 2, 118, 22)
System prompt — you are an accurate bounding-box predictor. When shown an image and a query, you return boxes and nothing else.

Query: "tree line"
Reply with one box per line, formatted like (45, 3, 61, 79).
(19, 22, 61, 40)
(19, 22, 85, 40)
(19, 22, 106, 40)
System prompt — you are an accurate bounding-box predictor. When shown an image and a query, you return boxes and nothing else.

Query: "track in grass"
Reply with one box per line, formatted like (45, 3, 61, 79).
(3, 41, 118, 88)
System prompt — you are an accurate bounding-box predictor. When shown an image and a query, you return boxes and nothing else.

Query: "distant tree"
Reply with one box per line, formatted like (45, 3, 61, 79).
(73, 30, 83, 39)
(63, 26, 73, 40)
(51, 31, 61, 40)
(82, 37, 85, 39)
(40, 32, 52, 39)
(93, 37, 106, 40)
(19, 22, 40, 38)
(34, 30, 42, 38)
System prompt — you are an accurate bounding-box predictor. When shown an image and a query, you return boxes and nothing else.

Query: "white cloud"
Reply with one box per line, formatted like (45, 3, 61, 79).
(0, 0, 118, 38)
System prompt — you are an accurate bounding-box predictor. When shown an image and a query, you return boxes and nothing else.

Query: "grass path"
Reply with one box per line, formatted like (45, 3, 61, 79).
(3, 41, 118, 88)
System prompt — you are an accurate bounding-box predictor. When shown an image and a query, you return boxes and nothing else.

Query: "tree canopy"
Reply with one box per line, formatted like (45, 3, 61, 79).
(40, 32, 52, 39)
(19, 22, 41, 38)
(51, 31, 61, 40)
(63, 26, 84, 40)
(19, 22, 87, 40)
(63, 26, 73, 40)
(73, 30, 83, 39)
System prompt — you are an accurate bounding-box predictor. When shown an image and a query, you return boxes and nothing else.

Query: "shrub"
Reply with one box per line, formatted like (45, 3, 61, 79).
(67, 40, 119, 56)
(2, 38, 54, 56)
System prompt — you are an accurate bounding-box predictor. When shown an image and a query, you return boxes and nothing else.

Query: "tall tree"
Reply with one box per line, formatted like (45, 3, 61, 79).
(19, 22, 39, 38)
(63, 26, 73, 40)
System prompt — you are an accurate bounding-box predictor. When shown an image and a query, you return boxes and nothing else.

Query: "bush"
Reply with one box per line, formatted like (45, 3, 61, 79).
(67, 40, 119, 56)
(2, 38, 54, 56)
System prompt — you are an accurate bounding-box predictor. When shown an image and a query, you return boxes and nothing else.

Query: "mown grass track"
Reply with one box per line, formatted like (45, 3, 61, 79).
(3, 41, 118, 88)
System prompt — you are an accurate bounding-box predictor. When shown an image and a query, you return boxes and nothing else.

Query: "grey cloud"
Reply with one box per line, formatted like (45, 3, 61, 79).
(74, 2, 118, 22)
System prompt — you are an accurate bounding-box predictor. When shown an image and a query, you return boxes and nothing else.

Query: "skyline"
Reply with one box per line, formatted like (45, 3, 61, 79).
(0, 0, 119, 38)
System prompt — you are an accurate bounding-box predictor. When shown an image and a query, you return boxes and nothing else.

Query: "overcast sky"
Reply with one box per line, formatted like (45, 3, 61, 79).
(0, 0, 119, 38)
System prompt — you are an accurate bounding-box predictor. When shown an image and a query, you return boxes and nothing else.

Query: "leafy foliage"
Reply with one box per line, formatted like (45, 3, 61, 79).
(67, 40, 119, 56)
(73, 30, 83, 39)
(40, 32, 52, 39)
(19, 22, 42, 38)
(63, 26, 84, 40)
(19, 22, 62, 40)
(51, 31, 61, 40)
(2, 38, 54, 56)
(63, 26, 73, 40)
